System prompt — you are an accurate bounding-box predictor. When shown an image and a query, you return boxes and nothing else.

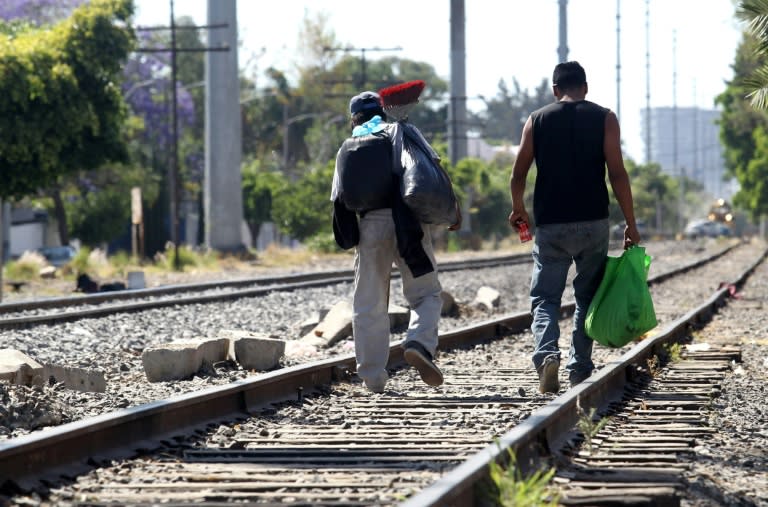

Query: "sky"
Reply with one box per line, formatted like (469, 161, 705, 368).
(133, 0, 745, 163)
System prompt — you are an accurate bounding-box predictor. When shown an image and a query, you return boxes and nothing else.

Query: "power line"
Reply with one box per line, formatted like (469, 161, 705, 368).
(322, 46, 402, 93)
(134, 0, 229, 270)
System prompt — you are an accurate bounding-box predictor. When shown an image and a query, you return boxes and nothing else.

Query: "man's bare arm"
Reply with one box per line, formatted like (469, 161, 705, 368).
(604, 111, 640, 247)
(509, 116, 535, 228)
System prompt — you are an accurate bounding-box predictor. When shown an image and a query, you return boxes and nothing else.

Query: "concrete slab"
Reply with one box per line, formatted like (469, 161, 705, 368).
(230, 332, 286, 371)
(0, 348, 44, 386)
(141, 338, 229, 382)
(44, 364, 106, 393)
(312, 300, 353, 347)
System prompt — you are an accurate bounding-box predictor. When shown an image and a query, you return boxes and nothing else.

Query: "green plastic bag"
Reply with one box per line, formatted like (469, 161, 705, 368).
(585, 246, 658, 348)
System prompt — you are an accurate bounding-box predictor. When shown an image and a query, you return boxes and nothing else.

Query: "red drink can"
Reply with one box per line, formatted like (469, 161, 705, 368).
(517, 221, 532, 242)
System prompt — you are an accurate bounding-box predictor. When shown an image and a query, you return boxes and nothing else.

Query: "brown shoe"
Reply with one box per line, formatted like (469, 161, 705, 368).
(404, 342, 444, 387)
(537, 355, 560, 394)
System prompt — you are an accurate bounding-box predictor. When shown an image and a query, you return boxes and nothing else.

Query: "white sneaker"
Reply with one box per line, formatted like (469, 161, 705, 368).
(364, 372, 388, 393)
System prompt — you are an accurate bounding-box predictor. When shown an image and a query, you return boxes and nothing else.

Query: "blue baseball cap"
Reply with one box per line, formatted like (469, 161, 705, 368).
(349, 91, 382, 115)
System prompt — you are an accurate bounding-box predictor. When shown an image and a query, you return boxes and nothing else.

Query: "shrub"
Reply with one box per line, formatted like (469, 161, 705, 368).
(155, 243, 215, 271)
(69, 246, 93, 275)
(305, 233, 341, 254)
(4, 251, 46, 280)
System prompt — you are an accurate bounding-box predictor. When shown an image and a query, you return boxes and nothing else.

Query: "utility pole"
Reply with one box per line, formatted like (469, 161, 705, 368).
(616, 0, 621, 121)
(0, 200, 8, 302)
(205, 0, 244, 253)
(558, 0, 569, 63)
(169, 0, 179, 266)
(136, 0, 229, 268)
(449, 0, 468, 166)
(693, 80, 699, 188)
(645, 0, 651, 165)
(674, 30, 683, 233)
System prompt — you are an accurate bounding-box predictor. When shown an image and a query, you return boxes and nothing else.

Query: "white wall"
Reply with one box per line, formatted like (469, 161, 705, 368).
(10, 223, 45, 257)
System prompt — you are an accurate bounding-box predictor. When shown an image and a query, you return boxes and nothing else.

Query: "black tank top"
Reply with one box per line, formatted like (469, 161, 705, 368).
(530, 100, 610, 225)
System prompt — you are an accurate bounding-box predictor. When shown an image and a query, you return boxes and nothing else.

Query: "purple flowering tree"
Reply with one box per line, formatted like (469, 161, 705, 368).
(121, 22, 202, 254)
(0, 0, 85, 24)
(2, 1, 202, 250)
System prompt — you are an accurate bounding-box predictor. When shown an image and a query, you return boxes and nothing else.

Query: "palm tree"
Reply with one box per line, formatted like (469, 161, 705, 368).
(738, 0, 768, 108)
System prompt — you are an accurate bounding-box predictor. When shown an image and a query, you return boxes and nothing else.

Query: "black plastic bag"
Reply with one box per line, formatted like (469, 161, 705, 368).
(393, 122, 457, 225)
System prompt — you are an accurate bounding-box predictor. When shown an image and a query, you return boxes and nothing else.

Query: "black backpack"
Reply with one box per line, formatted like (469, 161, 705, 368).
(335, 129, 394, 212)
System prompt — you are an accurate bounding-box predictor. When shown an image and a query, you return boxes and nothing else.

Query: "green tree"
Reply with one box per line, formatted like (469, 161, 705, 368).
(241, 160, 288, 243)
(0, 0, 135, 199)
(447, 157, 516, 243)
(271, 162, 334, 241)
(736, 0, 768, 108)
(716, 24, 768, 220)
(476, 78, 551, 144)
(621, 160, 674, 232)
(66, 164, 161, 245)
(742, 125, 768, 215)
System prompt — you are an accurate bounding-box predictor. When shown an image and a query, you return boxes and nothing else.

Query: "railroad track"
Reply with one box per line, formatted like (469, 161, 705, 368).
(553, 345, 740, 505)
(0, 242, 737, 330)
(0, 253, 533, 329)
(1, 241, 762, 506)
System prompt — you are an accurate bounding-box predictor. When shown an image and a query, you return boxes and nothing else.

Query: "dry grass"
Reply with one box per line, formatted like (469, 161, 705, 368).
(256, 244, 351, 269)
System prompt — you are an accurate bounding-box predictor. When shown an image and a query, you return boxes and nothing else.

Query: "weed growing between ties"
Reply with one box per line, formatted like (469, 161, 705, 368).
(647, 354, 662, 377)
(646, 340, 683, 376)
(483, 445, 560, 507)
(664, 342, 683, 362)
(575, 400, 611, 454)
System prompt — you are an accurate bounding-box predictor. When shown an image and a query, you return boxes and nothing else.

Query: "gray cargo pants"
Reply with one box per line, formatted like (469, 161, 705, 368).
(353, 209, 442, 387)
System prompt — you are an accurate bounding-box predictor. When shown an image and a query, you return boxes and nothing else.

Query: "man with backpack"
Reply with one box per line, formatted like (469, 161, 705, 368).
(331, 90, 460, 393)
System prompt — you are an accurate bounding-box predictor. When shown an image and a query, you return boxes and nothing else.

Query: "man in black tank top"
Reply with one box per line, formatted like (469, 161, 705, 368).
(508, 61, 641, 394)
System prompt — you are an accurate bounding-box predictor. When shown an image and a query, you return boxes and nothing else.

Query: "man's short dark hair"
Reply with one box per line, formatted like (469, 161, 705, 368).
(351, 109, 385, 127)
(552, 61, 587, 91)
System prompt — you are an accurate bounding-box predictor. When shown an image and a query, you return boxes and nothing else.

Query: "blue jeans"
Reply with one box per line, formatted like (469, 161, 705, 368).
(529, 219, 609, 379)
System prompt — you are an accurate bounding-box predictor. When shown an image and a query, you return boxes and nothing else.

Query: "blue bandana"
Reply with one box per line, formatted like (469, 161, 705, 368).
(352, 115, 386, 137)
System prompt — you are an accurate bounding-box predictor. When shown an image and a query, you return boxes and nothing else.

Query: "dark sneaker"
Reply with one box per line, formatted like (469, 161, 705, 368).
(537, 355, 560, 394)
(569, 369, 593, 388)
(404, 341, 444, 387)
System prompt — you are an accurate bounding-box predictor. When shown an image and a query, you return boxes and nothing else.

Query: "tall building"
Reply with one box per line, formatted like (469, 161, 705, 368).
(641, 106, 737, 199)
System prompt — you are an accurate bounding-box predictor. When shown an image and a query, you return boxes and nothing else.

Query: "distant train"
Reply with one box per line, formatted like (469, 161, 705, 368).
(707, 198, 734, 226)
(683, 199, 738, 239)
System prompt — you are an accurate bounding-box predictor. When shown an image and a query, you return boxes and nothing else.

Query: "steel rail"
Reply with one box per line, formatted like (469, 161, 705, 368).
(400, 246, 768, 507)
(0, 254, 532, 331)
(0, 276, 352, 330)
(0, 243, 738, 330)
(0, 253, 530, 315)
(0, 242, 750, 494)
